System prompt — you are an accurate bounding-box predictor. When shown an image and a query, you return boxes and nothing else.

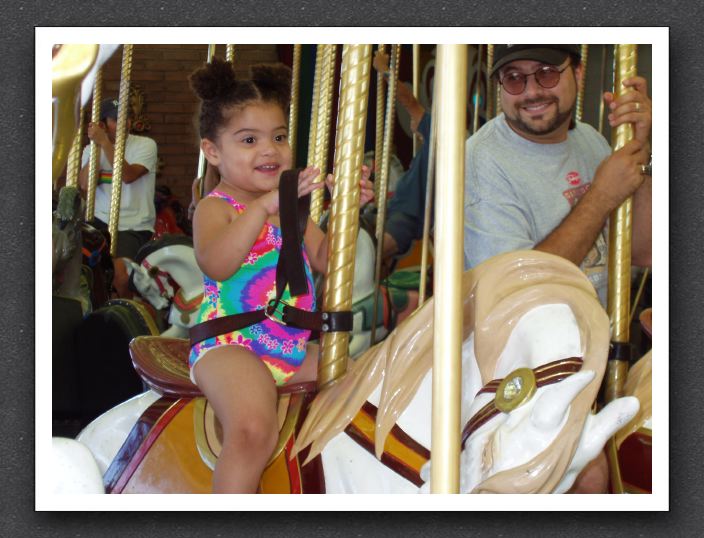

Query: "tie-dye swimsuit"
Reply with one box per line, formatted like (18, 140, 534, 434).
(188, 190, 316, 386)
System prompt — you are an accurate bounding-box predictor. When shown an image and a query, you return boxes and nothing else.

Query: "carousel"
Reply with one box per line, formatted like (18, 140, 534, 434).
(49, 41, 653, 496)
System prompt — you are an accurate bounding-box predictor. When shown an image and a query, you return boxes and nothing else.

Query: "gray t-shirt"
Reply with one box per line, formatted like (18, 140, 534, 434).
(464, 114, 611, 304)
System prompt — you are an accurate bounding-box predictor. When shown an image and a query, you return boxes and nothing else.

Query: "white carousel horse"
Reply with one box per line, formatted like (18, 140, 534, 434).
(125, 228, 382, 354)
(75, 250, 639, 494)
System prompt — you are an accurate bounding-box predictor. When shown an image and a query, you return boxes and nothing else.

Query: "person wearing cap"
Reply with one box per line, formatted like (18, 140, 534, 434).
(463, 45, 651, 494)
(464, 44, 651, 309)
(78, 98, 158, 262)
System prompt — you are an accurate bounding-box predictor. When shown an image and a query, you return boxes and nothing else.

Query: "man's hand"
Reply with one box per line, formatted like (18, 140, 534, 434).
(589, 139, 649, 213)
(603, 76, 652, 146)
(86, 121, 111, 147)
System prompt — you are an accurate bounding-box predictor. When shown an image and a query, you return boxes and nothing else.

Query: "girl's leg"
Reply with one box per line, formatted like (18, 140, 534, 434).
(286, 343, 319, 385)
(193, 346, 278, 493)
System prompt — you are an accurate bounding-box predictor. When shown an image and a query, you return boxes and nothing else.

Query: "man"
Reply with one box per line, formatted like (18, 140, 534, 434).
(464, 45, 652, 307)
(78, 98, 158, 261)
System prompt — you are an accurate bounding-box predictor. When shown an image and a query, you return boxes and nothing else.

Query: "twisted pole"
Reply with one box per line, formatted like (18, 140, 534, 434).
(374, 44, 386, 203)
(576, 44, 589, 121)
(64, 106, 85, 188)
(318, 44, 372, 389)
(225, 44, 235, 64)
(306, 45, 324, 221)
(288, 44, 302, 166)
(370, 43, 401, 345)
(108, 44, 134, 258)
(85, 67, 103, 221)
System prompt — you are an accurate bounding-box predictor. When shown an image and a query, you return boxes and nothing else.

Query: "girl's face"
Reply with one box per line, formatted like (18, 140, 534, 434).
(202, 101, 291, 201)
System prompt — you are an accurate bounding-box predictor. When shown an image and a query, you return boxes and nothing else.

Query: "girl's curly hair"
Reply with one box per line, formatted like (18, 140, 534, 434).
(189, 57, 292, 141)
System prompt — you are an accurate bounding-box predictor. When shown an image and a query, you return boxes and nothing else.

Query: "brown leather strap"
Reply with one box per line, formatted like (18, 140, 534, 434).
(281, 305, 353, 333)
(189, 310, 266, 347)
(276, 168, 310, 299)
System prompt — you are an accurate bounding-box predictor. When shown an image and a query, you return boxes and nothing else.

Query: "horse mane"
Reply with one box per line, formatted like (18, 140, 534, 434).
(134, 233, 193, 264)
(293, 250, 609, 494)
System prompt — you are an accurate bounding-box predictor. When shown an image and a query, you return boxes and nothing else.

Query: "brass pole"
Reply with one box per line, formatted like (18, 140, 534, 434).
(225, 44, 235, 64)
(197, 44, 217, 199)
(605, 43, 638, 495)
(430, 44, 466, 494)
(108, 44, 134, 258)
(576, 44, 589, 122)
(486, 44, 495, 120)
(472, 44, 483, 135)
(307, 45, 324, 221)
(318, 44, 372, 389)
(64, 106, 85, 188)
(417, 95, 437, 307)
(85, 67, 103, 221)
(370, 44, 401, 345)
(310, 44, 337, 224)
(288, 44, 302, 166)
(374, 44, 386, 203)
(412, 44, 421, 155)
(598, 45, 608, 136)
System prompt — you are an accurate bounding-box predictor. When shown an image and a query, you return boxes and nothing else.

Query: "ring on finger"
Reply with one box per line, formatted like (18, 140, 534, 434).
(635, 101, 641, 112)
(639, 163, 651, 176)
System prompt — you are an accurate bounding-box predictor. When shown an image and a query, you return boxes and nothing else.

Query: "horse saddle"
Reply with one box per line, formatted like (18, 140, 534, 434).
(129, 336, 315, 468)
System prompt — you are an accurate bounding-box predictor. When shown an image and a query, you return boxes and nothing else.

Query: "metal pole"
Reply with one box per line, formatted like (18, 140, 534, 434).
(412, 44, 421, 155)
(486, 44, 495, 120)
(318, 44, 372, 389)
(471, 44, 483, 135)
(288, 44, 302, 166)
(197, 44, 217, 199)
(374, 44, 386, 203)
(226, 44, 235, 64)
(430, 44, 466, 494)
(605, 43, 638, 494)
(576, 44, 589, 122)
(85, 67, 103, 221)
(108, 44, 134, 258)
(370, 44, 401, 345)
(307, 45, 324, 221)
(64, 106, 85, 188)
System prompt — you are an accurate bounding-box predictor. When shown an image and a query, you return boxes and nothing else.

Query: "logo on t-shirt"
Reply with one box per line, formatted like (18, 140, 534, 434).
(563, 183, 590, 207)
(565, 170, 581, 186)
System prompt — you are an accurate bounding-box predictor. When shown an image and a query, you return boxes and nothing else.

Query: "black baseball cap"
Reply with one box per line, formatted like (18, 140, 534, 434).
(490, 45, 581, 77)
(99, 98, 119, 122)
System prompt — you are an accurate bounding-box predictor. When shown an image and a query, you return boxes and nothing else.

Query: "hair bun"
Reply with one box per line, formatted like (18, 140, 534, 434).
(189, 57, 238, 101)
(250, 63, 292, 105)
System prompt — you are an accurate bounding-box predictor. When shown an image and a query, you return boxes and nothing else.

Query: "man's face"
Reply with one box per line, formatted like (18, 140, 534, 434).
(498, 57, 581, 143)
(103, 116, 131, 142)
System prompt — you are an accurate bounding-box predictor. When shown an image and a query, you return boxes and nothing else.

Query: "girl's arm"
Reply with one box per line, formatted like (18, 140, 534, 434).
(192, 194, 272, 282)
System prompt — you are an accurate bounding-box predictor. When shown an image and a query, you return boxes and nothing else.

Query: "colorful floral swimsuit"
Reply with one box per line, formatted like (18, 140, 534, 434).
(189, 190, 316, 386)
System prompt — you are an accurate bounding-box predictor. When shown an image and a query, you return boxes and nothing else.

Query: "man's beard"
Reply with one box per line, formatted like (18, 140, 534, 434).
(505, 97, 574, 137)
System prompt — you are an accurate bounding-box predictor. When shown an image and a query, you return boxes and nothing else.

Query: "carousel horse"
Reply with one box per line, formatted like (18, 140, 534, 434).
(75, 250, 639, 494)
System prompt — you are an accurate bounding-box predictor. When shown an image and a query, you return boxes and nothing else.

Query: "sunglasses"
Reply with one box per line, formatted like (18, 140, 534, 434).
(499, 64, 570, 95)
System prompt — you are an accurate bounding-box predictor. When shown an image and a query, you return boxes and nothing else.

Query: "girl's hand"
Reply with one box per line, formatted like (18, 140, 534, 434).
(255, 166, 323, 217)
(324, 165, 375, 207)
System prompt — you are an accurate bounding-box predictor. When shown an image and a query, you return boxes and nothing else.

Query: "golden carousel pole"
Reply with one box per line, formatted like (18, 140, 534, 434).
(197, 44, 217, 199)
(598, 45, 609, 136)
(225, 44, 235, 64)
(85, 67, 103, 221)
(64, 106, 86, 188)
(486, 44, 495, 120)
(52, 44, 99, 186)
(576, 44, 589, 122)
(288, 44, 302, 166)
(310, 44, 337, 224)
(430, 44, 466, 493)
(108, 44, 134, 259)
(471, 44, 483, 135)
(412, 44, 421, 156)
(307, 45, 324, 222)
(370, 43, 401, 345)
(374, 44, 386, 202)
(604, 43, 638, 494)
(318, 44, 372, 389)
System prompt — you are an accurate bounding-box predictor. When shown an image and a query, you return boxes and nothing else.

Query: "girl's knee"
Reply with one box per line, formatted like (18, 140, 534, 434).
(222, 414, 278, 454)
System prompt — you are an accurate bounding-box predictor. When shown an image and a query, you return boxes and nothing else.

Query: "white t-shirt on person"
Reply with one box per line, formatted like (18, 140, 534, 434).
(81, 133, 158, 232)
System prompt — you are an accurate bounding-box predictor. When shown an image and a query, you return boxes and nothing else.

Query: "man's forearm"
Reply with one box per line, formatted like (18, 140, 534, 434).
(534, 189, 612, 266)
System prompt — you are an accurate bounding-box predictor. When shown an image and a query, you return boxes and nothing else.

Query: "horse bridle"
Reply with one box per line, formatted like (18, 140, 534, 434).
(461, 356, 584, 448)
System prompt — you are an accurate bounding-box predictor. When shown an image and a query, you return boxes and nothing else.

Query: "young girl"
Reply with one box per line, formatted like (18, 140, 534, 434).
(188, 58, 373, 493)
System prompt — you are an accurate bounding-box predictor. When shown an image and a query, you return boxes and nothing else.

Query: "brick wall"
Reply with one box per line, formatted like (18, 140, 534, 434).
(98, 44, 280, 210)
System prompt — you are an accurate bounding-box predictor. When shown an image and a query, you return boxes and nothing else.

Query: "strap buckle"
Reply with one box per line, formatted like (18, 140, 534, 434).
(265, 299, 289, 326)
